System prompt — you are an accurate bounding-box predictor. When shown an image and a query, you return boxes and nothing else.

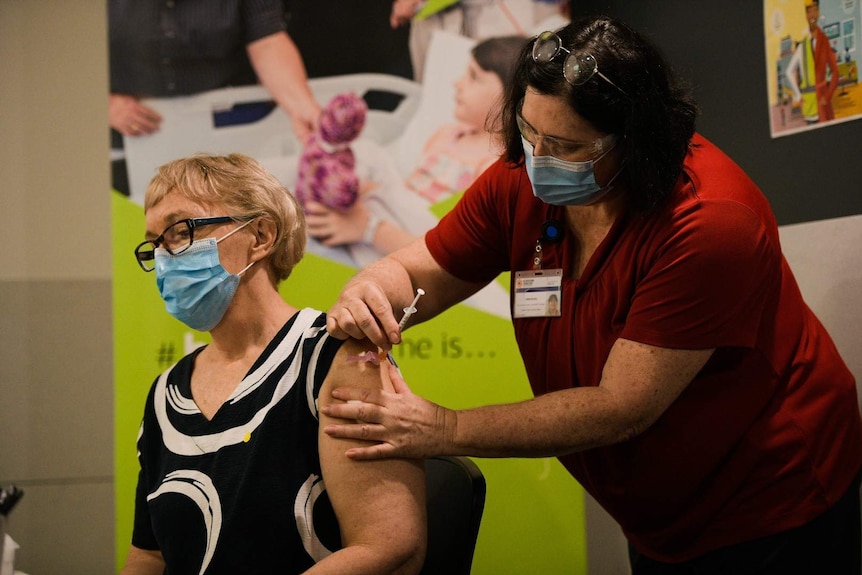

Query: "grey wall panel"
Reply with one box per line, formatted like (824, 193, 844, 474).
(0, 280, 114, 481)
(3, 481, 114, 575)
(0, 279, 114, 574)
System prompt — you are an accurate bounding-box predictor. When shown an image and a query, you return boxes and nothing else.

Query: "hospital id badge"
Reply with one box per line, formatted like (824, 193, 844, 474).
(513, 269, 562, 318)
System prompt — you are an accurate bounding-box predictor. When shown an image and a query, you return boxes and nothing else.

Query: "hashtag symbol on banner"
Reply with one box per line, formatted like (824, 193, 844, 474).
(157, 341, 176, 369)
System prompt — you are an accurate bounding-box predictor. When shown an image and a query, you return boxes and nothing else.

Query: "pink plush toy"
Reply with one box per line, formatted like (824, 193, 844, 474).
(295, 92, 368, 211)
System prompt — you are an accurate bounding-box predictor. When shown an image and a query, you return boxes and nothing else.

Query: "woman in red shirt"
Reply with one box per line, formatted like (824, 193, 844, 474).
(323, 15, 862, 574)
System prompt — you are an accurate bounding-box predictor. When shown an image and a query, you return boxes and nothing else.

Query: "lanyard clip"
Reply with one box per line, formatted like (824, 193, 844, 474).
(533, 240, 543, 270)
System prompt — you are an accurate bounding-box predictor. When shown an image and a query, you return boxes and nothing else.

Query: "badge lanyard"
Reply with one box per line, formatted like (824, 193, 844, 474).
(513, 221, 563, 319)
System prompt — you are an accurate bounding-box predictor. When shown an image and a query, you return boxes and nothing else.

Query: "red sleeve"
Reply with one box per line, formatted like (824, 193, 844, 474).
(426, 159, 518, 283)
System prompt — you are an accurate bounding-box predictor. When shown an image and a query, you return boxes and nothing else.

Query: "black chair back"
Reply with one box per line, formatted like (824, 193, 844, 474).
(420, 456, 486, 575)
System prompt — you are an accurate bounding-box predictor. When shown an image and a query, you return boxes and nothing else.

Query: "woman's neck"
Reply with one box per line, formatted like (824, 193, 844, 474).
(563, 187, 626, 234)
(207, 281, 298, 361)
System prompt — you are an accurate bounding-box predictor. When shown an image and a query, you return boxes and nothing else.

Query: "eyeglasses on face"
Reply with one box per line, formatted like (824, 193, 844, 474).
(516, 111, 615, 160)
(532, 31, 628, 96)
(134, 216, 244, 272)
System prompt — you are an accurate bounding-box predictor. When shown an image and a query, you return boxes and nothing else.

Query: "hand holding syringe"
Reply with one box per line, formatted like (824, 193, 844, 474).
(347, 288, 425, 366)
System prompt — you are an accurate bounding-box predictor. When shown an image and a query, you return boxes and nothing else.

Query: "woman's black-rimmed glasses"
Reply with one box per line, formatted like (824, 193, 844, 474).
(134, 216, 240, 272)
(532, 31, 628, 96)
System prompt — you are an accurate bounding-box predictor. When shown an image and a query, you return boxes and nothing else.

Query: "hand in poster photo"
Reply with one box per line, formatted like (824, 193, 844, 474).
(108, 0, 320, 193)
(302, 36, 527, 262)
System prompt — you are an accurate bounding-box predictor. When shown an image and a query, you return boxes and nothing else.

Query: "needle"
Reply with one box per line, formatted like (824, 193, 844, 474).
(398, 288, 425, 331)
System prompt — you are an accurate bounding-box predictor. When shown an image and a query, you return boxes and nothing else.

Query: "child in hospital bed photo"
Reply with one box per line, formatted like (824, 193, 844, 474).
(300, 34, 526, 268)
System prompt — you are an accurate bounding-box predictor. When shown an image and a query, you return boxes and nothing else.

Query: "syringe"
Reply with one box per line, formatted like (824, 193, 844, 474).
(398, 288, 425, 331)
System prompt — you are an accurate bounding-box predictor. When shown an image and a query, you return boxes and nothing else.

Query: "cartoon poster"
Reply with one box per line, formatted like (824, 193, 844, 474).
(111, 2, 588, 574)
(764, 0, 862, 137)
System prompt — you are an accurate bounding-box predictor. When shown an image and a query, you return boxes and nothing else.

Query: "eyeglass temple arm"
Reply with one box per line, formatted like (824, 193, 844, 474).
(596, 71, 628, 96)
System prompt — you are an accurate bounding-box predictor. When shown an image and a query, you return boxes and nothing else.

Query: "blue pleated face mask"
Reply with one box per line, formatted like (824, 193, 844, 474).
(522, 136, 621, 206)
(154, 221, 254, 331)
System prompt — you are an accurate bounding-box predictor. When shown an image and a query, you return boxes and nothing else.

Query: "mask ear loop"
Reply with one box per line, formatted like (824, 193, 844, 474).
(236, 260, 256, 277)
(216, 218, 258, 277)
(594, 134, 625, 192)
(214, 218, 255, 245)
(602, 159, 626, 190)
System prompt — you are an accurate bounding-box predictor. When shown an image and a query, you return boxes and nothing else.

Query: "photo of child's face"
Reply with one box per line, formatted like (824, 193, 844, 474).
(453, 57, 504, 128)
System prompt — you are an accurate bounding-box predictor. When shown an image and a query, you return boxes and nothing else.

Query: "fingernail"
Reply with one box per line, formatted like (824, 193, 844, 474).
(390, 332, 401, 344)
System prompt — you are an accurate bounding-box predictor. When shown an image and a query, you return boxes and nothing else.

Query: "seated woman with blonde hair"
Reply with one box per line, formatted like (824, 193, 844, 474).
(122, 153, 426, 575)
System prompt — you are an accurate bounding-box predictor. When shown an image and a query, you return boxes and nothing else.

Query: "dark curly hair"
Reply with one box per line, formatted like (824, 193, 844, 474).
(499, 16, 698, 213)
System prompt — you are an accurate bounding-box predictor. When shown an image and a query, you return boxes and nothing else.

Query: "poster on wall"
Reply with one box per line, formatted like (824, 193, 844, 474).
(110, 2, 589, 574)
(764, 0, 862, 137)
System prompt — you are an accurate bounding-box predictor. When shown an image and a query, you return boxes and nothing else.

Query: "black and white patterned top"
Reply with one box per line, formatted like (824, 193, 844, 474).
(131, 308, 344, 575)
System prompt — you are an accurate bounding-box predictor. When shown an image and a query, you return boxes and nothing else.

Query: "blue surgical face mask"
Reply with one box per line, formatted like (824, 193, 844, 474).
(522, 136, 620, 206)
(154, 221, 254, 331)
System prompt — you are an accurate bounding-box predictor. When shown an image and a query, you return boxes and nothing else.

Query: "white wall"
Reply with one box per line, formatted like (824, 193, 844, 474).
(779, 214, 862, 397)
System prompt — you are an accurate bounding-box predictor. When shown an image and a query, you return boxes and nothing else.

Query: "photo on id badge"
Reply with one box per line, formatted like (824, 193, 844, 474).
(514, 269, 562, 318)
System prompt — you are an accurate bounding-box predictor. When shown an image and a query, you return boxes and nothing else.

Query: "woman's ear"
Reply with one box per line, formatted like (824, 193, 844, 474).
(250, 217, 278, 260)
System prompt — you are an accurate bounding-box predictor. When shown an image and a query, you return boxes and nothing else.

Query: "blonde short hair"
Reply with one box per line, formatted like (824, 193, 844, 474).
(144, 153, 306, 283)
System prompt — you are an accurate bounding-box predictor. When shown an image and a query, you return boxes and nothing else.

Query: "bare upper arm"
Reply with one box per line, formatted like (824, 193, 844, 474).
(245, 30, 288, 56)
(120, 545, 165, 575)
(599, 338, 714, 440)
(318, 338, 427, 568)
